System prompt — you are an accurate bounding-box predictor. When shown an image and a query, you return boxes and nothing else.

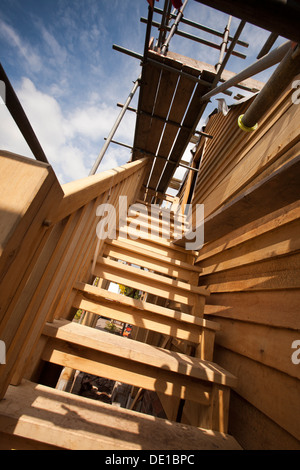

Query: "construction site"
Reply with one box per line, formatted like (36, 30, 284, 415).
(0, 0, 299, 451)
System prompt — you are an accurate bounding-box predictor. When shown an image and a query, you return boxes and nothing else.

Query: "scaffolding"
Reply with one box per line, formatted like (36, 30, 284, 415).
(2, 0, 297, 195)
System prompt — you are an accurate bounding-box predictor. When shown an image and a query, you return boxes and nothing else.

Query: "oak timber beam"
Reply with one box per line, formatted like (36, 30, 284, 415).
(0, 381, 242, 450)
(165, 51, 265, 93)
(42, 320, 236, 387)
(74, 282, 219, 331)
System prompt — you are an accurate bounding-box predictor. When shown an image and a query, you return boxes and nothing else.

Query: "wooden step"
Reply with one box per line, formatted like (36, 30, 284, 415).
(113, 234, 191, 262)
(75, 282, 216, 331)
(42, 319, 236, 400)
(117, 224, 191, 252)
(126, 211, 188, 230)
(103, 239, 201, 283)
(0, 380, 242, 450)
(124, 216, 180, 241)
(42, 320, 236, 432)
(134, 199, 186, 221)
(73, 282, 219, 360)
(116, 225, 197, 252)
(105, 237, 201, 274)
(93, 256, 209, 309)
(112, 234, 196, 263)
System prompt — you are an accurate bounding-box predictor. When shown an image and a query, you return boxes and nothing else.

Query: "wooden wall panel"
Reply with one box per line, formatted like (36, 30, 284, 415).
(192, 75, 300, 219)
(191, 78, 300, 449)
(213, 346, 300, 443)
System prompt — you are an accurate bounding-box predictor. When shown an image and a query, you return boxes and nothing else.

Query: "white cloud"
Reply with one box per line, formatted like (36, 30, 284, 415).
(0, 105, 34, 158)
(0, 18, 42, 73)
(0, 75, 133, 184)
(66, 104, 118, 142)
(0, 4, 145, 185)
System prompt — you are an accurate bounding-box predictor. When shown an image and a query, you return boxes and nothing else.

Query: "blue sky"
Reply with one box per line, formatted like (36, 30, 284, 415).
(0, 0, 285, 184)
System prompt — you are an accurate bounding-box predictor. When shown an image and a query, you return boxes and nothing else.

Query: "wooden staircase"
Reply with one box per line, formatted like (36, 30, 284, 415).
(0, 155, 241, 450)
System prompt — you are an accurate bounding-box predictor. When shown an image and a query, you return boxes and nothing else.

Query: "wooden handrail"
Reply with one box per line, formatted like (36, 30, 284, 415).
(50, 158, 149, 224)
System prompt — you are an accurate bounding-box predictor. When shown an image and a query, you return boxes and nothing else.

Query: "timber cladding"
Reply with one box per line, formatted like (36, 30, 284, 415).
(0, 153, 149, 399)
(191, 78, 300, 449)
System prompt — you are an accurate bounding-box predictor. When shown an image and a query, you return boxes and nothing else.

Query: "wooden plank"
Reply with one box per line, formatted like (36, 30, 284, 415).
(204, 289, 300, 330)
(133, 62, 162, 158)
(42, 320, 236, 387)
(177, 154, 300, 246)
(124, 216, 178, 241)
(193, 88, 294, 208)
(47, 197, 101, 321)
(0, 381, 242, 450)
(73, 294, 209, 345)
(120, 214, 189, 248)
(166, 51, 265, 92)
(196, 200, 300, 262)
(0, 153, 63, 324)
(8, 217, 72, 386)
(182, 384, 230, 433)
(74, 282, 219, 331)
(110, 234, 193, 262)
(229, 392, 300, 450)
(104, 247, 198, 283)
(0, 431, 62, 450)
(103, 240, 202, 281)
(193, 100, 252, 190)
(0, 153, 63, 398)
(201, 265, 300, 293)
(195, 99, 300, 220)
(94, 256, 209, 305)
(210, 316, 300, 379)
(214, 346, 300, 441)
(97, 252, 195, 287)
(42, 340, 212, 404)
(56, 168, 147, 323)
(51, 166, 141, 321)
(199, 218, 300, 277)
(148, 61, 198, 190)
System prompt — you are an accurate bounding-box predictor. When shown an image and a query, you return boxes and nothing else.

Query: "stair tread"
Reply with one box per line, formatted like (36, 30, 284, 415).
(105, 238, 202, 272)
(96, 256, 209, 296)
(74, 282, 220, 331)
(116, 230, 197, 254)
(0, 381, 242, 450)
(43, 319, 236, 387)
(123, 218, 179, 240)
(126, 215, 188, 231)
